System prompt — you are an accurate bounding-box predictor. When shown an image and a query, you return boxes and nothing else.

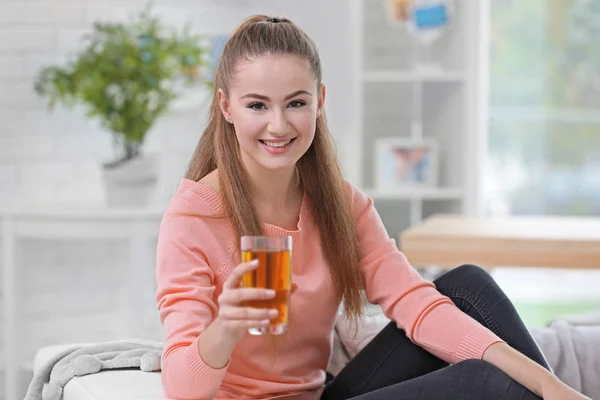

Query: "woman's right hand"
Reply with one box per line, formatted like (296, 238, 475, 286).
(214, 259, 278, 343)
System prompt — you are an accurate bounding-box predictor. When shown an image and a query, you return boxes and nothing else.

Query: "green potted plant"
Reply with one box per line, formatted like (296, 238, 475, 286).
(34, 5, 209, 207)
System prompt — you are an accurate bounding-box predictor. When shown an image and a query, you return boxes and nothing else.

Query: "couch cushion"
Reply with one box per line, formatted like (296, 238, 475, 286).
(34, 344, 166, 400)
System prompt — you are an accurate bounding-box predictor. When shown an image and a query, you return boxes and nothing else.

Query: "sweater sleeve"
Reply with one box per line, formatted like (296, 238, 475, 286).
(349, 183, 504, 364)
(155, 212, 228, 399)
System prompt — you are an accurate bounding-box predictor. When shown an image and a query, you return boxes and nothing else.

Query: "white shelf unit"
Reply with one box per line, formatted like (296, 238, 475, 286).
(351, 0, 484, 235)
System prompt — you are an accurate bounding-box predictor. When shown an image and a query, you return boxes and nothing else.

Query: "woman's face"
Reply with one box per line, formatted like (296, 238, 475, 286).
(218, 54, 325, 174)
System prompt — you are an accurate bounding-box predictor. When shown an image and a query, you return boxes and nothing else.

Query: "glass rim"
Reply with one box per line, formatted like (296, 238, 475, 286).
(240, 235, 292, 250)
(241, 235, 292, 239)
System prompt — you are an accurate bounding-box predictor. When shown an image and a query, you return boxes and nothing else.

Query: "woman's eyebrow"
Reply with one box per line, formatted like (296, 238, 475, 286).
(240, 90, 312, 101)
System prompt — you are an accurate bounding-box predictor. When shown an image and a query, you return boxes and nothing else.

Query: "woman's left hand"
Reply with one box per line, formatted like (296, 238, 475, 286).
(541, 378, 591, 400)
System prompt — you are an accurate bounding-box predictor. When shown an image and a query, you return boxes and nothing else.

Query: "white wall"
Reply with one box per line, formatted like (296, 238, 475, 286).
(0, 0, 358, 208)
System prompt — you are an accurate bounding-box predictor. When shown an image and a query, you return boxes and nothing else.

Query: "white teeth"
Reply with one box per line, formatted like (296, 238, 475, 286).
(263, 139, 291, 148)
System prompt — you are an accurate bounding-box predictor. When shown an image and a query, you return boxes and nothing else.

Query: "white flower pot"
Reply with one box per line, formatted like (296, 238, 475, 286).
(102, 154, 158, 208)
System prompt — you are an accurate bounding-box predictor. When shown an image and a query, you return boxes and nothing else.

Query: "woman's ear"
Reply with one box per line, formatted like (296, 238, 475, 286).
(317, 83, 326, 117)
(218, 88, 232, 123)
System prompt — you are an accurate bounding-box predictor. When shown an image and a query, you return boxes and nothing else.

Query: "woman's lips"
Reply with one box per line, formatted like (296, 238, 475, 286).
(259, 138, 296, 154)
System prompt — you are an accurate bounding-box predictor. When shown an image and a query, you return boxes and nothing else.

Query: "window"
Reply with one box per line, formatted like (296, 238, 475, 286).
(485, 0, 600, 216)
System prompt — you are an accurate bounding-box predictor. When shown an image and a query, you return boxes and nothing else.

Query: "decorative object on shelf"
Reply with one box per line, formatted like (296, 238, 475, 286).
(34, 4, 210, 207)
(385, 0, 453, 72)
(385, 0, 412, 25)
(374, 138, 438, 190)
(406, 0, 452, 45)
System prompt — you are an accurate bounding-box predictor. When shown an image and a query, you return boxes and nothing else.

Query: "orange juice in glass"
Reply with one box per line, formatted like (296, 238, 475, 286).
(241, 236, 292, 335)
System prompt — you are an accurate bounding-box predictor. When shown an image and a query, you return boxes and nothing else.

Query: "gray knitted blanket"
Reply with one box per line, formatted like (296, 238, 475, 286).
(24, 339, 162, 400)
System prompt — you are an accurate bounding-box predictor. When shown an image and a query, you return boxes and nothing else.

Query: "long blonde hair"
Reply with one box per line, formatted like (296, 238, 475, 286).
(186, 15, 364, 320)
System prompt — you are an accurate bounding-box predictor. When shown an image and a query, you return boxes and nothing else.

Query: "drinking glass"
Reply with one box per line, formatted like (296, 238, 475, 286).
(240, 236, 292, 335)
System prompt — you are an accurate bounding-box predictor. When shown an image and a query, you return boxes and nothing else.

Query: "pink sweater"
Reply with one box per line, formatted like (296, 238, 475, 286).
(156, 178, 503, 399)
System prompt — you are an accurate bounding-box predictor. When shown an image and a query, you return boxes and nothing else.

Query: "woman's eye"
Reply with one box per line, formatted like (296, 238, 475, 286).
(248, 102, 266, 111)
(288, 100, 305, 108)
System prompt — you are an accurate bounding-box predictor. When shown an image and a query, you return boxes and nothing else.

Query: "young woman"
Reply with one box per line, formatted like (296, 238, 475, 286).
(155, 15, 590, 400)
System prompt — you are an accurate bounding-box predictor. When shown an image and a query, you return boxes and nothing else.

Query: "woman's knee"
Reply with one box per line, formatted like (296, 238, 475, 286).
(447, 264, 491, 281)
(434, 264, 493, 291)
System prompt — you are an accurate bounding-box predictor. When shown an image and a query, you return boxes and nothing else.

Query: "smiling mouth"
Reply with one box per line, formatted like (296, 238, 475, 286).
(259, 138, 296, 148)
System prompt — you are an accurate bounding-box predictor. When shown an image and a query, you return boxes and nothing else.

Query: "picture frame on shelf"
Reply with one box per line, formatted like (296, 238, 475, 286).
(374, 138, 438, 190)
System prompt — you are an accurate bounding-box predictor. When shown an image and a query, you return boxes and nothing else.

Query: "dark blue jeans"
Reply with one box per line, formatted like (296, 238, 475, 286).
(321, 265, 549, 400)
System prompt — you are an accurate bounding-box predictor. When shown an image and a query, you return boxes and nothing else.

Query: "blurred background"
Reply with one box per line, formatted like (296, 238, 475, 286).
(0, 0, 599, 398)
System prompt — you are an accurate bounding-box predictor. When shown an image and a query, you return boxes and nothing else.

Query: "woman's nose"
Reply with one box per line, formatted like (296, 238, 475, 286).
(268, 109, 290, 136)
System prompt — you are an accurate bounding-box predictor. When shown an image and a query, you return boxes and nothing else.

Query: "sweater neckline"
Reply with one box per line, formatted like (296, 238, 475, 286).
(181, 178, 310, 238)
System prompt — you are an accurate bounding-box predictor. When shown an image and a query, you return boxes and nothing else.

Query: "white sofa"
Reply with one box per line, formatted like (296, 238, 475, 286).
(33, 312, 599, 400)
(29, 308, 385, 399)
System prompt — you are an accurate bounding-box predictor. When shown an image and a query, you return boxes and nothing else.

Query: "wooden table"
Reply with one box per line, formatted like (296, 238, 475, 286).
(399, 214, 600, 269)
